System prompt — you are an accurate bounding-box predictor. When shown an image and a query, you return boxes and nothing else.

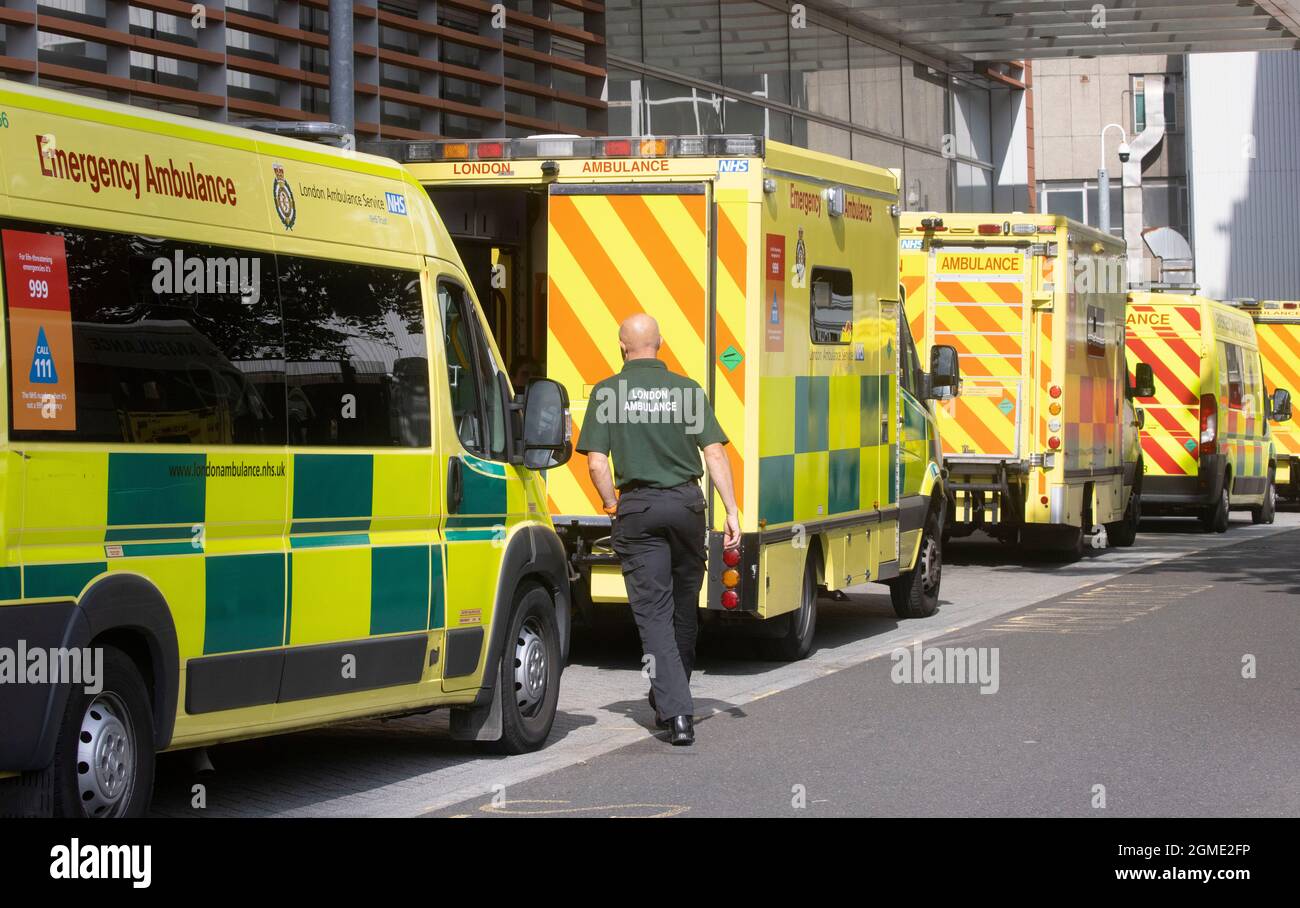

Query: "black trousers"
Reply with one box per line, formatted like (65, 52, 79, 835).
(612, 483, 707, 719)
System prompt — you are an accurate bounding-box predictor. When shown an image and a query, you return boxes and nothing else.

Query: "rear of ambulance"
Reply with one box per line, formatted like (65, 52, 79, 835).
(1250, 303, 1300, 498)
(1124, 293, 1211, 514)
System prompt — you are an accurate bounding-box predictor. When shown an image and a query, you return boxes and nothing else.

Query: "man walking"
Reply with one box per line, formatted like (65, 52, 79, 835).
(577, 313, 740, 745)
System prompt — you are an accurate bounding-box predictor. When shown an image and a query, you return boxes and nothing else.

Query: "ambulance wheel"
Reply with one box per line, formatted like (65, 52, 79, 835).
(485, 584, 561, 754)
(890, 510, 941, 619)
(1109, 487, 1141, 548)
(1251, 476, 1276, 525)
(1202, 483, 1230, 534)
(43, 645, 155, 818)
(762, 553, 818, 661)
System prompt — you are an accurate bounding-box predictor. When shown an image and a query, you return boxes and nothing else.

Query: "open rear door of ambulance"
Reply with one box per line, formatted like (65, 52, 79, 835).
(927, 247, 1031, 464)
(544, 182, 713, 521)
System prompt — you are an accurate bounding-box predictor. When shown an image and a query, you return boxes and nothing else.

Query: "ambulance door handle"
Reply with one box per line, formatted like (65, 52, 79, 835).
(447, 457, 463, 514)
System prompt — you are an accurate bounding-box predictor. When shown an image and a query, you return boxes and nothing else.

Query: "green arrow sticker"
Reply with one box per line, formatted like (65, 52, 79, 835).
(720, 345, 744, 371)
(998, 398, 1014, 415)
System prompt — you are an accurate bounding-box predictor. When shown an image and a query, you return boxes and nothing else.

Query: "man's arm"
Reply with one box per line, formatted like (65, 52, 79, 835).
(703, 442, 740, 548)
(586, 452, 618, 513)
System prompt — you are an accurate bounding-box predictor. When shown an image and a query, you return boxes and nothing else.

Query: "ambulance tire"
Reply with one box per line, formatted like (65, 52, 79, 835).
(762, 553, 819, 662)
(486, 584, 562, 754)
(1202, 483, 1230, 534)
(1109, 486, 1141, 548)
(890, 511, 942, 619)
(1251, 476, 1276, 525)
(44, 645, 155, 818)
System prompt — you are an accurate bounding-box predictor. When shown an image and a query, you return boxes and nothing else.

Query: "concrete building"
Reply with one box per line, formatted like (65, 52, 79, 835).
(2, 0, 1298, 224)
(1033, 49, 1300, 299)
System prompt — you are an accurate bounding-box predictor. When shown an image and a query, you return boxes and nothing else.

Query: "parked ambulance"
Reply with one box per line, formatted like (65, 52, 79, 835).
(391, 135, 960, 659)
(1243, 300, 1300, 502)
(901, 213, 1150, 558)
(0, 79, 575, 816)
(1125, 292, 1291, 530)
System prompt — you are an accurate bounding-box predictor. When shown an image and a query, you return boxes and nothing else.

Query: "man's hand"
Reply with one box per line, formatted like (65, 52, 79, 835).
(703, 442, 741, 549)
(723, 510, 740, 549)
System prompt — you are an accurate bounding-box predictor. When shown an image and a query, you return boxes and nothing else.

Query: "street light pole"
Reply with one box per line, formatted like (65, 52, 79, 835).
(1098, 123, 1127, 235)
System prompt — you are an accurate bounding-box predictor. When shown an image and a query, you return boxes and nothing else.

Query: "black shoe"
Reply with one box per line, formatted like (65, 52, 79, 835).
(669, 715, 694, 746)
(648, 688, 669, 728)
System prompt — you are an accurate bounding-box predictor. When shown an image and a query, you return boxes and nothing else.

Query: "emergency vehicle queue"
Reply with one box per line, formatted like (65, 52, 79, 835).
(0, 78, 1293, 816)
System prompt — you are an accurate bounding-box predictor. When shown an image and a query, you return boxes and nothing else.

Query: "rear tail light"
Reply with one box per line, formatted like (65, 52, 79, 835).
(722, 547, 740, 567)
(1049, 385, 1062, 399)
(1048, 436, 1061, 450)
(721, 590, 739, 609)
(1200, 394, 1218, 456)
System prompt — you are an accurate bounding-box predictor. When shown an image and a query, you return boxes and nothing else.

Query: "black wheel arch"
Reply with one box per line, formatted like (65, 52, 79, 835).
(79, 573, 180, 753)
(473, 523, 571, 709)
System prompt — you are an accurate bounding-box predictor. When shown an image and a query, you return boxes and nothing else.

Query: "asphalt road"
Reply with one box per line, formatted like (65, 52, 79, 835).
(147, 511, 1300, 817)
(429, 522, 1300, 817)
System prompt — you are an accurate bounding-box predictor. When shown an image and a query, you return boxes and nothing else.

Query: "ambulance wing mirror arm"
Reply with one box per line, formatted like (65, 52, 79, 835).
(1269, 388, 1292, 423)
(521, 378, 573, 470)
(1129, 363, 1156, 399)
(927, 345, 960, 400)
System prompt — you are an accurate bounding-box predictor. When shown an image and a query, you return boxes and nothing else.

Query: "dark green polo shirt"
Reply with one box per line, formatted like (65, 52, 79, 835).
(576, 358, 728, 489)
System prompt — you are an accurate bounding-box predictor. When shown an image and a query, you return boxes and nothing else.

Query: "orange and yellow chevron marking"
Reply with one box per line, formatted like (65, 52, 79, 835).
(713, 195, 748, 515)
(1125, 303, 1205, 478)
(1256, 321, 1300, 458)
(545, 188, 746, 518)
(928, 276, 1027, 458)
(1125, 304, 1202, 406)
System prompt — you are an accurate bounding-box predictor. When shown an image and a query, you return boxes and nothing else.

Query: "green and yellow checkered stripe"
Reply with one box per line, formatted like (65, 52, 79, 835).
(757, 373, 895, 526)
(7, 449, 464, 662)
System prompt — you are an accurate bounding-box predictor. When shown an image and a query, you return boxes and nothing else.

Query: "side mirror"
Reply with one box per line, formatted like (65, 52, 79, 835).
(521, 378, 572, 469)
(1270, 387, 1292, 423)
(928, 344, 960, 399)
(1129, 363, 1155, 399)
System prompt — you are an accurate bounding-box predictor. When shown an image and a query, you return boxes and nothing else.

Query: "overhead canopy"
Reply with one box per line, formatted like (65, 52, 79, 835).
(811, 0, 1300, 64)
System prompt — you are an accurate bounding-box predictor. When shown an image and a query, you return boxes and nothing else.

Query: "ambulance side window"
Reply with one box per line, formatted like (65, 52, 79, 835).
(810, 267, 853, 345)
(279, 257, 430, 447)
(1, 219, 287, 445)
(1224, 343, 1244, 409)
(898, 313, 924, 398)
(438, 279, 507, 460)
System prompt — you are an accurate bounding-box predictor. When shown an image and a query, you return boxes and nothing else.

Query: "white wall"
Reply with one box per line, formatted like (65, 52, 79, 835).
(1188, 52, 1300, 300)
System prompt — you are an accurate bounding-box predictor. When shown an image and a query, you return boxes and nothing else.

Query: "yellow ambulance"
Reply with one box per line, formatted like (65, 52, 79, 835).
(900, 213, 1149, 558)
(1125, 292, 1290, 530)
(393, 136, 958, 659)
(0, 79, 576, 817)
(1244, 301, 1300, 501)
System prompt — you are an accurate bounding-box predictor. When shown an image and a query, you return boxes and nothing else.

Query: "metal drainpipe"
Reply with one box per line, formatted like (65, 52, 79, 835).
(329, 0, 355, 140)
(1123, 74, 1166, 286)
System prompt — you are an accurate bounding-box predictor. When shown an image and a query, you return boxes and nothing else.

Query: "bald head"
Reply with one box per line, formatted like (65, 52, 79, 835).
(619, 313, 662, 360)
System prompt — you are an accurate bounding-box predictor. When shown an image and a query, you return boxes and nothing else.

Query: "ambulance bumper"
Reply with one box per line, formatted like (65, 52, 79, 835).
(1143, 455, 1227, 514)
(0, 601, 89, 772)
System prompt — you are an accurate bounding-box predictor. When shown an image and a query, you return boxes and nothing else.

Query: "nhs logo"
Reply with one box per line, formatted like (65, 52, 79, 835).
(901, 238, 924, 250)
(385, 192, 408, 215)
(717, 159, 749, 174)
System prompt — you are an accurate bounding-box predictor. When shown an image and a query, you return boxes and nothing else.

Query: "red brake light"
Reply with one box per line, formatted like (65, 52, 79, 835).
(722, 547, 740, 567)
(1048, 436, 1061, 450)
(1200, 393, 1218, 456)
(1049, 385, 1062, 399)
(720, 590, 739, 610)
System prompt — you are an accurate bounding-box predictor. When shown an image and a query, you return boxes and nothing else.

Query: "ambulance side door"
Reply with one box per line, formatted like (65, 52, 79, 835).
(431, 270, 520, 693)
